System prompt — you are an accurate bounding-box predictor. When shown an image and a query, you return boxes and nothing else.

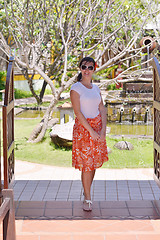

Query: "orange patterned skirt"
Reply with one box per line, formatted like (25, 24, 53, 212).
(72, 114, 108, 172)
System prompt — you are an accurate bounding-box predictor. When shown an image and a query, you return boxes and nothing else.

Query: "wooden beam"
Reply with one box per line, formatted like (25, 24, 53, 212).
(0, 199, 10, 222)
(6, 100, 14, 115)
(153, 174, 160, 188)
(154, 141, 160, 153)
(153, 101, 160, 111)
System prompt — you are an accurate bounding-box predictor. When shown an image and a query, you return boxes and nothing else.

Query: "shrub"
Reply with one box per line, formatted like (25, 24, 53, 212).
(14, 89, 33, 99)
(0, 71, 6, 100)
(0, 71, 6, 90)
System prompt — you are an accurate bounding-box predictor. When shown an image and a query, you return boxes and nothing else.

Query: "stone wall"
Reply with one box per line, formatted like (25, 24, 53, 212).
(105, 91, 153, 123)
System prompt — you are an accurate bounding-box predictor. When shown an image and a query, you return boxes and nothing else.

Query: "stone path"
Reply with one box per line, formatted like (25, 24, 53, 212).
(15, 200, 160, 220)
(12, 160, 160, 220)
(6, 218, 160, 240)
(1, 159, 160, 239)
(8, 160, 160, 240)
(13, 160, 160, 202)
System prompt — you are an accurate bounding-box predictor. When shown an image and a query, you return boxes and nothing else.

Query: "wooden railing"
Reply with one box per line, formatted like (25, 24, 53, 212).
(0, 189, 16, 240)
(0, 57, 16, 239)
(3, 56, 15, 189)
(152, 57, 160, 187)
(0, 106, 2, 205)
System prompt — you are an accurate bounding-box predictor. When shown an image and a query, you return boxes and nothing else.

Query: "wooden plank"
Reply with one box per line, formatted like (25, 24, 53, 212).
(8, 175, 15, 189)
(152, 57, 160, 187)
(4, 61, 14, 106)
(2, 189, 16, 240)
(0, 91, 1, 206)
(2, 106, 8, 189)
(1, 58, 16, 240)
(0, 199, 10, 222)
(154, 141, 160, 153)
(6, 100, 14, 115)
(2, 58, 15, 190)
(7, 142, 14, 158)
(152, 57, 160, 80)
(153, 174, 160, 188)
(153, 100, 160, 111)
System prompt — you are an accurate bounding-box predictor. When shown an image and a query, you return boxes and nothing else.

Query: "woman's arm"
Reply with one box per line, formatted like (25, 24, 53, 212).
(99, 97, 107, 140)
(70, 90, 100, 140)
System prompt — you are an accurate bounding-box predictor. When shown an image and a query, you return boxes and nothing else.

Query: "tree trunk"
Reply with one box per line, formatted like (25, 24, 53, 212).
(27, 78, 41, 105)
(28, 74, 77, 143)
(27, 119, 44, 142)
(40, 81, 48, 103)
(28, 95, 59, 143)
(22, 69, 42, 105)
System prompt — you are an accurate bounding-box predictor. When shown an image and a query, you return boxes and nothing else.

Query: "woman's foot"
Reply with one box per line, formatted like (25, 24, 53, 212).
(83, 199, 92, 211)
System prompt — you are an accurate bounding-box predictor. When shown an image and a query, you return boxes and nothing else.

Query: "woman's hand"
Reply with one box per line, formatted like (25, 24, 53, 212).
(99, 129, 106, 141)
(90, 129, 100, 140)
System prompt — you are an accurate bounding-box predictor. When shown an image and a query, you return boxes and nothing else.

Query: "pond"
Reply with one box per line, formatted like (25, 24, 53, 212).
(16, 109, 153, 136)
(107, 123, 153, 136)
(16, 109, 59, 119)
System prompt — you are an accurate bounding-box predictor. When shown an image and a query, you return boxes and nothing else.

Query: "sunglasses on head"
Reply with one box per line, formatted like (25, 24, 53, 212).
(81, 65, 94, 71)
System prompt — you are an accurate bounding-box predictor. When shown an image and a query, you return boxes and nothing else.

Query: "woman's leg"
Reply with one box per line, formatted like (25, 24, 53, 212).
(91, 169, 96, 185)
(81, 169, 95, 200)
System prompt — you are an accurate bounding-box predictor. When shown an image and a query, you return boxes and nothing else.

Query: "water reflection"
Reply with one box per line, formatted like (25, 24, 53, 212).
(16, 109, 60, 122)
(108, 122, 153, 136)
(16, 110, 153, 136)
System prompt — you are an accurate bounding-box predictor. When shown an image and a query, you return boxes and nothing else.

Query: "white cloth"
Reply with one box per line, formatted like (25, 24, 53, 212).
(70, 82, 101, 118)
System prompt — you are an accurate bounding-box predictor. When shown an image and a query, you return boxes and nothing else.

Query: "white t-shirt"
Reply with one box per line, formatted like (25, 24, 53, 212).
(70, 82, 101, 118)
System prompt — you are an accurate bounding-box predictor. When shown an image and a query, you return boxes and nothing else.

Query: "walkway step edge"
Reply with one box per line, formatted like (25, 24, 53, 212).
(14, 200, 160, 220)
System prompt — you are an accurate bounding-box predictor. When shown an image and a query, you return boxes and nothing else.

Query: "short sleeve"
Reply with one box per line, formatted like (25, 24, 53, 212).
(70, 82, 81, 95)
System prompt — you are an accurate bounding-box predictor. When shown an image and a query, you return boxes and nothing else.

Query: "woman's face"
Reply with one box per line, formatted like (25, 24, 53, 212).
(80, 61, 94, 80)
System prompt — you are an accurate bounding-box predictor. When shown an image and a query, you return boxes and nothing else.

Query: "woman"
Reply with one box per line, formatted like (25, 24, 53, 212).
(70, 56, 108, 211)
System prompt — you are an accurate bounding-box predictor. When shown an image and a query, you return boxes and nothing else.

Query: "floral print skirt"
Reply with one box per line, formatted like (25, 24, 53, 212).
(72, 114, 108, 172)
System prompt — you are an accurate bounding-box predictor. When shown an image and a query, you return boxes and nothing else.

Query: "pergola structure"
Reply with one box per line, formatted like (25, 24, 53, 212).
(0, 57, 16, 240)
(152, 57, 160, 186)
(0, 57, 160, 238)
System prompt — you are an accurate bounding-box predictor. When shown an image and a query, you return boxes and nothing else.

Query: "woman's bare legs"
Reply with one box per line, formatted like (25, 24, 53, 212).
(81, 169, 96, 200)
(91, 169, 96, 185)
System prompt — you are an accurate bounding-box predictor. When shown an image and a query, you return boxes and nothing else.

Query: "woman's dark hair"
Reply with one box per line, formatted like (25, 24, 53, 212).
(77, 57, 95, 81)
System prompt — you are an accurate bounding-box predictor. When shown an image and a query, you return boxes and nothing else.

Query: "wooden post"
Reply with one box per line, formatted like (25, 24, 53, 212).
(152, 57, 160, 187)
(2, 57, 15, 189)
(2, 189, 16, 240)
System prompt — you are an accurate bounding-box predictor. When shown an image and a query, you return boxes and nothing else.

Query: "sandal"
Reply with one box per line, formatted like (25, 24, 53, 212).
(83, 200, 92, 211)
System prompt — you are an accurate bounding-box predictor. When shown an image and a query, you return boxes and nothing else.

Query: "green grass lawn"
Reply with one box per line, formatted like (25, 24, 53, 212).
(15, 119, 72, 167)
(102, 137, 153, 168)
(14, 119, 154, 168)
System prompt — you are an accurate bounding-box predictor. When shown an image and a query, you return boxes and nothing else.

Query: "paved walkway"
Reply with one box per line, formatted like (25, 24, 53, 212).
(13, 160, 160, 219)
(12, 218, 160, 240)
(14, 160, 160, 202)
(2, 155, 160, 239)
(0, 94, 56, 107)
(7, 160, 159, 239)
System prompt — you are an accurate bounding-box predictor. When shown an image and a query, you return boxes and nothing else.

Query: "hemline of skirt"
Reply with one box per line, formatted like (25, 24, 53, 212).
(72, 160, 108, 172)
